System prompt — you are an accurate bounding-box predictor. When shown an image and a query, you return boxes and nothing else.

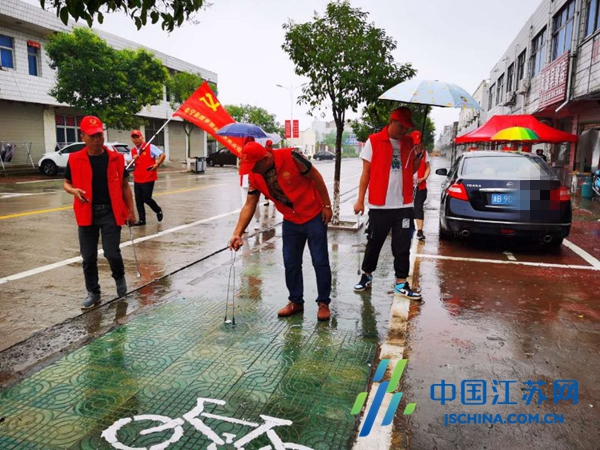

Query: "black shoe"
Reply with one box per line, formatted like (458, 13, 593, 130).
(132, 220, 146, 226)
(116, 277, 127, 297)
(157, 209, 163, 222)
(354, 274, 373, 292)
(417, 230, 425, 241)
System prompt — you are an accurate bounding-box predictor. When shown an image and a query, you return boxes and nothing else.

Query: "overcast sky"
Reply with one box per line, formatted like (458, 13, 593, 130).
(30, 0, 542, 140)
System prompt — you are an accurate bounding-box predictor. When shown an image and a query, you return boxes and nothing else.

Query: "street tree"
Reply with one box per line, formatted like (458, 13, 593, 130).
(46, 27, 167, 130)
(225, 104, 284, 135)
(282, 0, 415, 224)
(40, 0, 209, 32)
(351, 103, 435, 149)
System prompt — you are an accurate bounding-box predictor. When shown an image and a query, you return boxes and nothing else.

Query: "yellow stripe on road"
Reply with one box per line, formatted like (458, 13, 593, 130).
(0, 206, 72, 220)
(0, 184, 227, 221)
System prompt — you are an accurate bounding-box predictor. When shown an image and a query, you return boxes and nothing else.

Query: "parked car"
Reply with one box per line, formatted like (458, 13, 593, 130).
(313, 150, 335, 161)
(435, 151, 571, 247)
(38, 142, 132, 176)
(206, 148, 238, 167)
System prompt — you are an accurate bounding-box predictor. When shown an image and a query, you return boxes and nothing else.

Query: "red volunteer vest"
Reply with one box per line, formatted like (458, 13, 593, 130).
(68, 147, 129, 226)
(417, 156, 428, 191)
(132, 143, 158, 183)
(249, 149, 323, 224)
(368, 127, 416, 206)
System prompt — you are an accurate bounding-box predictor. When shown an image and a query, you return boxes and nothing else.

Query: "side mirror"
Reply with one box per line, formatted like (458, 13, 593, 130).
(436, 168, 448, 176)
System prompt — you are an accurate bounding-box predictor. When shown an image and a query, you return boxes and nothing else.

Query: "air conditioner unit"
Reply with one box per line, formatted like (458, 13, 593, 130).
(504, 92, 517, 105)
(517, 79, 530, 95)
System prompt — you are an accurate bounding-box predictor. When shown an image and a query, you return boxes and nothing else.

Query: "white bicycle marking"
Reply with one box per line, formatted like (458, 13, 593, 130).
(102, 397, 313, 450)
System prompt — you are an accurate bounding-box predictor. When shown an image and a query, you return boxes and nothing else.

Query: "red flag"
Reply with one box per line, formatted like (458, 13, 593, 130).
(173, 81, 243, 156)
(284, 120, 291, 139)
(292, 120, 299, 138)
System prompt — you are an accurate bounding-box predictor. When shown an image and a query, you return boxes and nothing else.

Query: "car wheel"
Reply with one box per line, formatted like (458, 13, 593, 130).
(41, 160, 58, 176)
(219, 163, 224, 167)
(439, 220, 453, 241)
(208, 160, 215, 167)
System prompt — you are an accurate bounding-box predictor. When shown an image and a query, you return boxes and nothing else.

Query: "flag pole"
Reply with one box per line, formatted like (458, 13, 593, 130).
(126, 114, 176, 171)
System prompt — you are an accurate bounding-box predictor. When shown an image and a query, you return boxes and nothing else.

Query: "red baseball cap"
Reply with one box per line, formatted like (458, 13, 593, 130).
(239, 142, 267, 175)
(390, 107, 414, 128)
(80, 116, 104, 136)
(131, 129, 143, 137)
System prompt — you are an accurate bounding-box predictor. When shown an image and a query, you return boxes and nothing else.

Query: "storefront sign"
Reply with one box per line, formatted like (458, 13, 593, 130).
(538, 52, 569, 109)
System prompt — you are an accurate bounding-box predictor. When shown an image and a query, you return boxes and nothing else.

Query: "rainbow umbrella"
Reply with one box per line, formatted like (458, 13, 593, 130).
(491, 127, 539, 141)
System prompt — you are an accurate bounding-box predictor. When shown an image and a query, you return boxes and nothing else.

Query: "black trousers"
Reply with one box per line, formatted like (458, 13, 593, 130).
(413, 188, 428, 221)
(134, 181, 161, 221)
(361, 208, 413, 279)
(79, 207, 124, 293)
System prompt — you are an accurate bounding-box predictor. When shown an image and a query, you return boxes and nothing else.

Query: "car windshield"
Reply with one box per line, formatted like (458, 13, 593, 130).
(461, 155, 553, 179)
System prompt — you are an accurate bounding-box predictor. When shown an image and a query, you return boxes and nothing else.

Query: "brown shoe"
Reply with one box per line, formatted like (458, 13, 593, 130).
(278, 302, 304, 317)
(317, 302, 331, 321)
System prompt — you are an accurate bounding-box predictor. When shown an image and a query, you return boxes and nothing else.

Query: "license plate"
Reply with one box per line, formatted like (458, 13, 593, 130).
(491, 193, 516, 205)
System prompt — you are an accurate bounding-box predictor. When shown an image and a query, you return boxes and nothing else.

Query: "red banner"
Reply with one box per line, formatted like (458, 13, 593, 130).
(292, 120, 299, 138)
(284, 120, 291, 139)
(173, 81, 243, 156)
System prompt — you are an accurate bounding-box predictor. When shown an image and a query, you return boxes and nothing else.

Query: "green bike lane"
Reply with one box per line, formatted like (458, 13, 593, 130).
(0, 228, 399, 449)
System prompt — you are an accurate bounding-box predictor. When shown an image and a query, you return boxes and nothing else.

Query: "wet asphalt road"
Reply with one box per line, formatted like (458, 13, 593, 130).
(0, 160, 363, 352)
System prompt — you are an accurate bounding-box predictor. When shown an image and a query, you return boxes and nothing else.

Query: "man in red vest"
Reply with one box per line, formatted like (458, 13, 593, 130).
(130, 130, 166, 226)
(63, 116, 136, 310)
(228, 141, 333, 321)
(353, 107, 424, 300)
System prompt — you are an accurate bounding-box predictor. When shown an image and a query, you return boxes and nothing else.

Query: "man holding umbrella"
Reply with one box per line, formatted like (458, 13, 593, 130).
(228, 141, 333, 321)
(353, 107, 424, 299)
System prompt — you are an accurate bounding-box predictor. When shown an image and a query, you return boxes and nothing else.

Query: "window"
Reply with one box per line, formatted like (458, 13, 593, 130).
(145, 119, 165, 146)
(55, 115, 85, 145)
(586, 0, 600, 36)
(496, 74, 504, 104)
(517, 50, 527, 81)
(27, 44, 39, 76)
(488, 84, 495, 110)
(552, 0, 575, 60)
(530, 28, 547, 77)
(0, 35, 14, 69)
(506, 64, 514, 93)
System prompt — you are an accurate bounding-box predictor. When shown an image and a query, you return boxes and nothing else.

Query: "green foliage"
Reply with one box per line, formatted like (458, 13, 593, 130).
(321, 130, 354, 153)
(41, 0, 208, 32)
(166, 71, 205, 109)
(350, 103, 436, 149)
(282, 1, 414, 132)
(224, 104, 284, 135)
(46, 28, 167, 130)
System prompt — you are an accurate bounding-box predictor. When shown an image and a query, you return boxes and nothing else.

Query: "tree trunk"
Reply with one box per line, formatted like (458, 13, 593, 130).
(184, 123, 192, 170)
(332, 116, 344, 225)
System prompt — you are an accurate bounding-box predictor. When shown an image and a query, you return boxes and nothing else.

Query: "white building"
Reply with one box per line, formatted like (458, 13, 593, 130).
(447, 0, 600, 186)
(0, 0, 217, 167)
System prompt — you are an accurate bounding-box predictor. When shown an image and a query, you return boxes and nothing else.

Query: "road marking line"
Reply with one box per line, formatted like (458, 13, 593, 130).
(0, 210, 241, 285)
(0, 206, 72, 220)
(415, 253, 599, 271)
(0, 184, 227, 220)
(563, 238, 600, 269)
(503, 251, 517, 261)
(15, 179, 58, 184)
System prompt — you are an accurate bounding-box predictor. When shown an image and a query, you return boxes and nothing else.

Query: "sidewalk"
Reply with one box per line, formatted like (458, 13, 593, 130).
(0, 204, 403, 449)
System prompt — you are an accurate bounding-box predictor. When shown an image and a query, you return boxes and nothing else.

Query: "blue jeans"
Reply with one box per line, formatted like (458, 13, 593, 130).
(282, 214, 331, 305)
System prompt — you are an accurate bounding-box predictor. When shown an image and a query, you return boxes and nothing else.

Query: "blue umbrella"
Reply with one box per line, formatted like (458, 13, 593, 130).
(379, 79, 482, 110)
(216, 123, 269, 139)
